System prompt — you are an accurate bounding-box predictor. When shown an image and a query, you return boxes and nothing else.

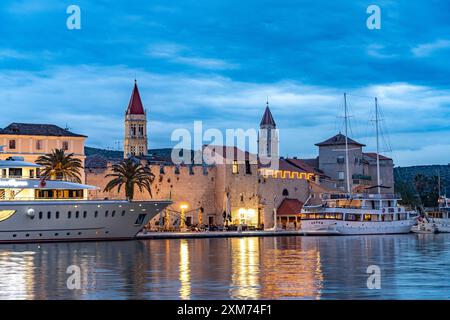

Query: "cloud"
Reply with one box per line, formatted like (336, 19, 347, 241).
(0, 65, 448, 166)
(412, 39, 450, 57)
(147, 43, 238, 70)
(7, 0, 61, 14)
(0, 49, 30, 60)
(367, 45, 398, 59)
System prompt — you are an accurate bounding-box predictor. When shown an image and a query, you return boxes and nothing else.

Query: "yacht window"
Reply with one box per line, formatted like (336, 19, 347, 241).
(68, 211, 72, 219)
(112, 210, 116, 217)
(105, 210, 109, 217)
(325, 213, 336, 219)
(134, 214, 147, 225)
(47, 211, 51, 219)
(83, 211, 87, 218)
(9, 168, 22, 178)
(95, 211, 98, 218)
(39, 211, 43, 219)
(75, 211, 79, 219)
(121, 210, 126, 216)
(363, 214, 371, 221)
(56, 211, 60, 219)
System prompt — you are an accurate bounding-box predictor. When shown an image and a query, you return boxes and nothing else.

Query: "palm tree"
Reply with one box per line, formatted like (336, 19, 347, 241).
(103, 158, 154, 201)
(36, 149, 83, 183)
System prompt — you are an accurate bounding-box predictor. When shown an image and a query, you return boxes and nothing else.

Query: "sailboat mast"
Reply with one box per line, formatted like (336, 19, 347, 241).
(375, 97, 381, 194)
(344, 93, 351, 194)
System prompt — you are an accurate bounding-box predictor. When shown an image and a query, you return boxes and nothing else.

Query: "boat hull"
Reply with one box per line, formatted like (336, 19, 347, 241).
(0, 200, 171, 243)
(301, 219, 415, 235)
(433, 218, 450, 233)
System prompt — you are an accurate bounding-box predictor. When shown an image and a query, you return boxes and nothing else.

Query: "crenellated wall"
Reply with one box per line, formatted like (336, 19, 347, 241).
(86, 163, 218, 227)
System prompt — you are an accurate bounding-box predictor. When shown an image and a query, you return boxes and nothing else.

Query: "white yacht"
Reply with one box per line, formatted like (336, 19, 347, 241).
(300, 94, 417, 235)
(427, 196, 450, 233)
(0, 156, 170, 243)
(300, 193, 416, 235)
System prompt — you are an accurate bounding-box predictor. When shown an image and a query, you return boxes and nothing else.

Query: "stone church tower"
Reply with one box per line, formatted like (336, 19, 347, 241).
(258, 101, 279, 159)
(124, 81, 148, 158)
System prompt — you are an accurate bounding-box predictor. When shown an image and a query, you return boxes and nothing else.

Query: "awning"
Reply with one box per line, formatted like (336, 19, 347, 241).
(277, 198, 304, 215)
(0, 160, 40, 168)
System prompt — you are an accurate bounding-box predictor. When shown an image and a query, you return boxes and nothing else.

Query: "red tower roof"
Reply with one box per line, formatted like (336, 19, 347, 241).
(126, 81, 145, 115)
(260, 104, 276, 127)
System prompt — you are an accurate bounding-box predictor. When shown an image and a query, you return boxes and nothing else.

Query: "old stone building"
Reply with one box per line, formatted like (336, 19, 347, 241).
(311, 133, 394, 193)
(0, 123, 87, 180)
(85, 82, 320, 230)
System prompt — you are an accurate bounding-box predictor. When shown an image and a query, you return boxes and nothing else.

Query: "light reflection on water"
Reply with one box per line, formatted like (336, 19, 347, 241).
(0, 234, 449, 300)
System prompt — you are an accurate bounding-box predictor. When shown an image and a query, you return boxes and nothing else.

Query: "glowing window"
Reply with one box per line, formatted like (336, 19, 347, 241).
(232, 160, 239, 174)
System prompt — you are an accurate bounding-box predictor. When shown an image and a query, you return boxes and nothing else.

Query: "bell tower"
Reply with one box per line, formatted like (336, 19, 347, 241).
(124, 80, 148, 158)
(258, 101, 278, 159)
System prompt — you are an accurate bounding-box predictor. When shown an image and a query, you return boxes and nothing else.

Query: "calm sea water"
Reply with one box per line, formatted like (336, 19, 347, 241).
(0, 234, 449, 300)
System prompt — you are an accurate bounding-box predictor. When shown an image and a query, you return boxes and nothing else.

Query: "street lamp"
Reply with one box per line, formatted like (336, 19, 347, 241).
(180, 203, 188, 231)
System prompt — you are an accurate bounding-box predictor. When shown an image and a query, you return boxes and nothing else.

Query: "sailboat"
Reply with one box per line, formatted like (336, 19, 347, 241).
(300, 94, 418, 235)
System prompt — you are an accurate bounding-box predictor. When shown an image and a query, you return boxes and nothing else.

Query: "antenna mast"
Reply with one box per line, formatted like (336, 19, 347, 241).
(344, 93, 351, 194)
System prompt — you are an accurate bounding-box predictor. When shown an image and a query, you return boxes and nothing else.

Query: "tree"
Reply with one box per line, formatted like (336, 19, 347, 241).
(103, 158, 154, 201)
(36, 149, 83, 183)
(413, 174, 440, 208)
(395, 180, 419, 207)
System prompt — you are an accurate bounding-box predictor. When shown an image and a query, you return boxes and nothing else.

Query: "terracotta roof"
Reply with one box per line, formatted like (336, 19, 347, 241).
(277, 198, 304, 215)
(278, 158, 308, 172)
(285, 158, 323, 175)
(297, 157, 319, 169)
(204, 145, 256, 162)
(363, 152, 392, 161)
(126, 81, 145, 115)
(0, 123, 86, 137)
(260, 105, 276, 127)
(315, 133, 365, 147)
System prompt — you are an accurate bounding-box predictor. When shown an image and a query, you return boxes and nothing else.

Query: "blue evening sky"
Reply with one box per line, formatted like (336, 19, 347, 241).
(0, 0, 449, 166)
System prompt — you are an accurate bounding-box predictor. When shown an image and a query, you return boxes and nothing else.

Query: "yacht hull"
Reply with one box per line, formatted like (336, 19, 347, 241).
(0, 200, 171, 243)
(433, 218, 450, 233)
(301, 219, 415, 235)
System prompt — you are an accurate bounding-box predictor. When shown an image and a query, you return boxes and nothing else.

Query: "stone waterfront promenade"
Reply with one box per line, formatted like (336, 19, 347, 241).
(136, 229, 304, 240)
